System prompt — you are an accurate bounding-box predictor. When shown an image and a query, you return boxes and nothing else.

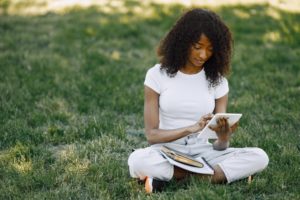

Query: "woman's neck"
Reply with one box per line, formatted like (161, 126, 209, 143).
(180, 65, 203, 74)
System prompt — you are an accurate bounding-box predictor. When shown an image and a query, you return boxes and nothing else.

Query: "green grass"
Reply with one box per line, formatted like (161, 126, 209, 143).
(1, 1, 300, 199)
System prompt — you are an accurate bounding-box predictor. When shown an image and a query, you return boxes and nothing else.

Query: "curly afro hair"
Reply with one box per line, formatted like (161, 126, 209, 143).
(157, 8, 233, 87)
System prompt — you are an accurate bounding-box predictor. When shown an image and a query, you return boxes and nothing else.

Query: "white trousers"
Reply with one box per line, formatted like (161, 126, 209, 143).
(128, 135, 269, 183)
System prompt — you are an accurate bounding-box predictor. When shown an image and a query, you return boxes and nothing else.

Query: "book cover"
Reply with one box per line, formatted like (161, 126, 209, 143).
(160, 145, 214, 175)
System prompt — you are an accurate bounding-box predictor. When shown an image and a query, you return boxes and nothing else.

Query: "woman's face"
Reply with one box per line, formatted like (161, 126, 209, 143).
(186, 34, 213, 69)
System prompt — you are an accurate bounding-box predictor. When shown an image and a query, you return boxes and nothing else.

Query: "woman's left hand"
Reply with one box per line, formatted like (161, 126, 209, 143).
(209, 117, 238, 142)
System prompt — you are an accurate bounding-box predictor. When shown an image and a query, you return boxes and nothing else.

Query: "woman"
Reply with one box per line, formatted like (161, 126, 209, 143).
(128, 8, 269, 193)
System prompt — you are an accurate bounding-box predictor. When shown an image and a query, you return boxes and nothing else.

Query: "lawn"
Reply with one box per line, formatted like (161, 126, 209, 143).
(0, 0, 300, 199)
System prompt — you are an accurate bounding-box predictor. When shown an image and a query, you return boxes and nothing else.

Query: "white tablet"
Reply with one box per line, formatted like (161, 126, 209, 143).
(197, 113, 242, 139)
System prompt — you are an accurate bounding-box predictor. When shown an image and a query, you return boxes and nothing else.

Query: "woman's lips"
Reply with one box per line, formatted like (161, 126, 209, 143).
(195, 59, 205, 65)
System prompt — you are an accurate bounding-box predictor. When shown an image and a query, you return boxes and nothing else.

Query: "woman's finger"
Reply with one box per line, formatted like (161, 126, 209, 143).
(202, 113, 213, 121)
(209, 124, 218, 131)
(224, 118, 229, 131)
(230, 122, 239, 132)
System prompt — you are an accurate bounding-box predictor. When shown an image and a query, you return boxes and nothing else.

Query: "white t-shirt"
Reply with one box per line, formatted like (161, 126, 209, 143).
(144, 64, 229, 130)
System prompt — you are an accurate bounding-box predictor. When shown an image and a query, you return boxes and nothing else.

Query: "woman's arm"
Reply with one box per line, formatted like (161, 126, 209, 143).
(212, 94, 238, 150)
(144, 86, 212, 145)
(214, 94, 228, 113)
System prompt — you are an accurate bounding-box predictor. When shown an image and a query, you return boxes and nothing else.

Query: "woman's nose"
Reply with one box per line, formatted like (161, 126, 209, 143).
(199, 49, 207, 59)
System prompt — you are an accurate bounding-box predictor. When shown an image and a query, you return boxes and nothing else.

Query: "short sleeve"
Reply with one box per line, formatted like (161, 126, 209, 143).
(144, 64, 161, 94)
(214, 77, 229, 99)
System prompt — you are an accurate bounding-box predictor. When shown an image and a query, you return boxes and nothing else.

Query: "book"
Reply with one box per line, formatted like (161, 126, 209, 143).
(197, 113, 242, 139)
(161, 146, 204, 167)
(160, 145, 214, 175)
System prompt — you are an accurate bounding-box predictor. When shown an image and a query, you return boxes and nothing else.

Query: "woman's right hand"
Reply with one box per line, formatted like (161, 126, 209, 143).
(187, 113, 214, 133)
